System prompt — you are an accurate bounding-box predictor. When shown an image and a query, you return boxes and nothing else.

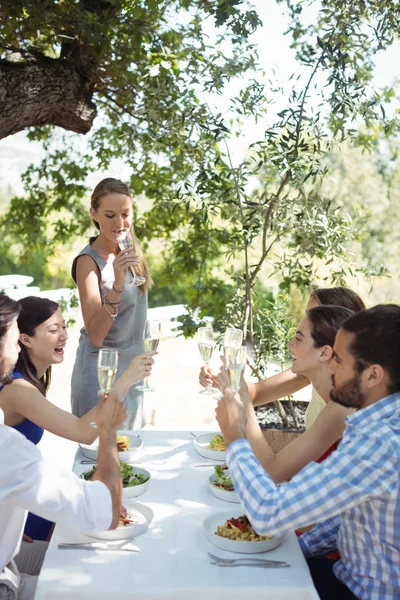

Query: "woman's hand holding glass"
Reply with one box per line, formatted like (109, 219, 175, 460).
(198, 328, 242, 394)
(91, 349, 119, 428)
(136, 320, 161, 391)
(127, 351, 157, 384)
(197, 326, 215, 395)
(116, 228, 145, 287)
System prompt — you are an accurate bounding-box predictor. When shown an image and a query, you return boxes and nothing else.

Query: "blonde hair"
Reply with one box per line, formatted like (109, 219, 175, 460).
(90, 178, 152, 292)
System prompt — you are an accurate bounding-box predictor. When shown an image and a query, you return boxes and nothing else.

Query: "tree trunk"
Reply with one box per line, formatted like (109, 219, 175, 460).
(0, 59, 97, 139)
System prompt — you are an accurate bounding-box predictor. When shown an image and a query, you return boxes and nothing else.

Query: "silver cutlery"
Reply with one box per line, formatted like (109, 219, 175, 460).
(58, 543, 138, 552)
(210, 561, 289, 568)
(207, 552, 289, 567)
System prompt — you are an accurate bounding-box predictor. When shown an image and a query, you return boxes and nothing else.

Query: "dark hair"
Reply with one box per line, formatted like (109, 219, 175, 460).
(16, 296, 59, 395)
(89, 177, 152, 292)
(311, 287, 365, 312)
(307, 305, 354, 349)
(0, 293, 20, 353)
(341, 304, 400, 394)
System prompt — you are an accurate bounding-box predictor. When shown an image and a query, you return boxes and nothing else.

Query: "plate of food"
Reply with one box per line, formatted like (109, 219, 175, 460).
(203, 510, 285, 553)
(84, 499, 153, 541)
(193, 433, 226, 461)
(208, 465, 239, 503)
(81, 462, 151, 499)
(79, 430, 143, 461)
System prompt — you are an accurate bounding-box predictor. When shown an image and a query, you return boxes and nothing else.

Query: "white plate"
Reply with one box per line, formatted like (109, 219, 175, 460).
(80, 466, 150, 499)
(208, 471, 239, 503)
(84, 500, 153, 541)
(79, 430, 143, 461)
(203, 510, 285, 554)
(193, 433, 226, 461)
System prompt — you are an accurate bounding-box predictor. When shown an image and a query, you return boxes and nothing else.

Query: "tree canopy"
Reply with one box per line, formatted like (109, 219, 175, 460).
(0, 0, 399, 384)
(0, 0, 260, 138)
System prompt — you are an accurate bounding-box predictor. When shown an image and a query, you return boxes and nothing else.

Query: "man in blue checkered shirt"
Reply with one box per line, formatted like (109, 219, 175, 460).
(216, 305, 400, 600)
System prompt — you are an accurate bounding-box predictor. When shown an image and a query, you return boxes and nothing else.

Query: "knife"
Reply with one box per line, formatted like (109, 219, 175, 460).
(58, 543, 138, 552)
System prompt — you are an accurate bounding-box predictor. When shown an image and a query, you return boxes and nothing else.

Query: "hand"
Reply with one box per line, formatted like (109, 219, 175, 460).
(113, 249, 140, 289)
(127, 351, 157, 384)
(217, 364, 230, 390)
(218, 365, 251, 407)
(22, 534, 33, 543)
(199, 366, 219, 389)
(215, 387, 246, 447)
(96, 391, 127, 432)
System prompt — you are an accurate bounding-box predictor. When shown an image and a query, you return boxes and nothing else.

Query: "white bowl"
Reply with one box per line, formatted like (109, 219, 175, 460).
(208, 471, 239, 503)
(80, 465, 150, 499)
(122, 467, 151, 499)
(79, 430, 143, 461)
(84, 500, 153, 541)
(193, 433, 226, 461)
(203, 510, 285, 554)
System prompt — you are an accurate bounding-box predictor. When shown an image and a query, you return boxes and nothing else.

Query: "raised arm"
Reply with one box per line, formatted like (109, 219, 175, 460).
(75, 255, 122, 347)
(0, 394, 126, 533)
(247, 367, 309, 408)
(0, 351, 157, 445)
(217, 366, 351, 483)
(243, 390, 351, 483)
(92, 391, 126, 529)
(0, 379, 100, 444)
(200, 364, 309, 407)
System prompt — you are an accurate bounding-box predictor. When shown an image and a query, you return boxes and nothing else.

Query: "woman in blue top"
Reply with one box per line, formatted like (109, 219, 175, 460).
(0, 295, 156, 540)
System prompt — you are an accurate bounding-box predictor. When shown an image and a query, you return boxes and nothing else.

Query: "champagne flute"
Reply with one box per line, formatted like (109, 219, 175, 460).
(212, 328, 243, 400)
(116, 228, 146, 287)
(90, 349, 118, 428)
(225, 346, 247, 393)
(136, 320, 161, 392)
(223, 327, 243, 349)
(198, 326, 215, 395)
(98, 349, 118, 393)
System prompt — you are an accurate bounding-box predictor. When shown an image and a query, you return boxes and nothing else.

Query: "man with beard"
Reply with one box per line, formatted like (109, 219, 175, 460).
(216, 304, 400, 600)
(0, 293, 126, 600)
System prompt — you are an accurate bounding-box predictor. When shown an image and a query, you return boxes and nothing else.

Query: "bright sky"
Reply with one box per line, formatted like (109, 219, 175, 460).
(0, 0, 399, 194)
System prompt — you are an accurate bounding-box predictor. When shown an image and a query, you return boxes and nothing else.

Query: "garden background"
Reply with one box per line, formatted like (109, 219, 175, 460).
(0, 0, 399, 437)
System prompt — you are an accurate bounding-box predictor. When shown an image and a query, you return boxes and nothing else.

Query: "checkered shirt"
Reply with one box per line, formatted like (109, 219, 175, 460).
(226, 393, 400, 600)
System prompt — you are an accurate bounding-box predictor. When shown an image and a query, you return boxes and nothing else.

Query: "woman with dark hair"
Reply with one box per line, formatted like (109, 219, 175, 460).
(0, 295, 155, 540)
(309, 287, 365, 313)
(200, 286, 365, 428)
(219, 305, 355, 483)
(71, 177, 152, 427)
(0, 293, 20, 386)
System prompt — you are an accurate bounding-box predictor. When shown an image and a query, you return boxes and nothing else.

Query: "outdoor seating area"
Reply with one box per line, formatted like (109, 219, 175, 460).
(1, 1, 400, 599)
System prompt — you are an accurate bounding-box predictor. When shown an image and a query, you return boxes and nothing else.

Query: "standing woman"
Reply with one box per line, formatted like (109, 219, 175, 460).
(71, 178, 152, 427)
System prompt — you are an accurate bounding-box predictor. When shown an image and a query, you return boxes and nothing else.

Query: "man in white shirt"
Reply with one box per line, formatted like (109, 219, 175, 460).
(0, 293, 126, 600)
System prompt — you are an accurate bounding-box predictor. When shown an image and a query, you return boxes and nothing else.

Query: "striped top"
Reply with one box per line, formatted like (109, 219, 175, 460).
(226, 393, 400, 600)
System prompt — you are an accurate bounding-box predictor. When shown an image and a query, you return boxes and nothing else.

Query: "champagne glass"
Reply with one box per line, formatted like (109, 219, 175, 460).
(225, 346, 247, 393)
(223, 327, 243, 349)
(136, 320, 161, 392)
(198, 326, 215, 395)
(97, 349, 118, 393)
(116, 228, 146, 287)
(211, 328, 243, 400)
(90, 349, 118, 428)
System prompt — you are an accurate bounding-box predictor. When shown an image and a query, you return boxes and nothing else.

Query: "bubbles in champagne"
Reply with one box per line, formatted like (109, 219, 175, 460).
(98, 366, 117, 392)
(198, 342, 213, 363)
(144, 339, 159, 352)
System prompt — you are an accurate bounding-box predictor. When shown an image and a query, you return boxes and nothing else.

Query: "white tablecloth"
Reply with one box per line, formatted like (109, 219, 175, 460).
(35, 431, 319, 599)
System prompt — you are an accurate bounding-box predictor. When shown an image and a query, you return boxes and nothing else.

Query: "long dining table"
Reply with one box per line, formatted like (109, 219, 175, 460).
(35, 430, 320, 599)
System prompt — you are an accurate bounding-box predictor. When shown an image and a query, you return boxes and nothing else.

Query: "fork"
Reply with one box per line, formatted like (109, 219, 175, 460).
(207, 552, 289, 567)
